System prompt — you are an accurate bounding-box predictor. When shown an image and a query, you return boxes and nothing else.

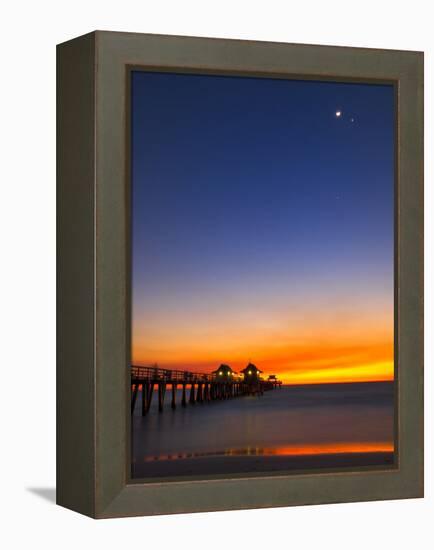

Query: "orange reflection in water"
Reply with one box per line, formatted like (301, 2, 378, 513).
(256, 441, 394, 456)
(143, 441, 394, 462)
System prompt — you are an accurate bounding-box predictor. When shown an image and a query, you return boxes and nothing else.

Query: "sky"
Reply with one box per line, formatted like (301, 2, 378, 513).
(131, 70, 395, 385)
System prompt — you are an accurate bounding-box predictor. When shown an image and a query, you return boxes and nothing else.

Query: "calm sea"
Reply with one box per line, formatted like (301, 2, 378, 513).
(132, 381, 395, 478)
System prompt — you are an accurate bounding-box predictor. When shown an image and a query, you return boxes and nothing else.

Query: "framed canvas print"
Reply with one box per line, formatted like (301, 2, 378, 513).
(57, 31, 423, 518)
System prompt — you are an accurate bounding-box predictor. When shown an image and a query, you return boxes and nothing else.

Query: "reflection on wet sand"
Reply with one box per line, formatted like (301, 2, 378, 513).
(142, 440, 394, 462)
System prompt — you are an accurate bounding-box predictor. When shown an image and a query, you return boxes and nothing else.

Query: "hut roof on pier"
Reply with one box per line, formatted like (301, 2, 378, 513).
(240, 362, 263, 374)
(212, 364, 237, 376)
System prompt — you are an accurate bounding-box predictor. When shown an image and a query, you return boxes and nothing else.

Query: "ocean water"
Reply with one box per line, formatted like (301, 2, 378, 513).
(131, 381, 395, 477)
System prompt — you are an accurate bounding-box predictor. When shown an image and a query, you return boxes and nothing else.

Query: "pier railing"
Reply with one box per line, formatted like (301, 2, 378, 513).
(132, 365, 214, 383)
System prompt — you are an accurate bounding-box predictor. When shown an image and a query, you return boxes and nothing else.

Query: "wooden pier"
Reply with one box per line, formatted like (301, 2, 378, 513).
(131, 365, 282, 415)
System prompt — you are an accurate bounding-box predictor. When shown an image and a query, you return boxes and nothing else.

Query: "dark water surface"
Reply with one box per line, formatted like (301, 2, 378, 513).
(132, 381, 395, 479)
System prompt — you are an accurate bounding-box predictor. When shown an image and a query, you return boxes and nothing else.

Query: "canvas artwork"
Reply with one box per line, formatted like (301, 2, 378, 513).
(130, 70, 395, 480)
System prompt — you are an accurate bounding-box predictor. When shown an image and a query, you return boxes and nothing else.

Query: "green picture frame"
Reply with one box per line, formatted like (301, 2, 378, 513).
(57, 31, 423, 518)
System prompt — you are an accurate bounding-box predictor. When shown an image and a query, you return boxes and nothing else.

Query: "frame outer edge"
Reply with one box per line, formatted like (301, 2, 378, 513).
(56, 31, 97, 518)
(396, 50, 424, 498)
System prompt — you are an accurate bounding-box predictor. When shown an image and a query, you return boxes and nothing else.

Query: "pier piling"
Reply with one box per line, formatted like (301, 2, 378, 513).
(171, 383, 177, 409)
(197, 382, 203, 403)
(189, 383, 196, 404)
(131, 384, 139, 413)
(158, 382, 166, 412)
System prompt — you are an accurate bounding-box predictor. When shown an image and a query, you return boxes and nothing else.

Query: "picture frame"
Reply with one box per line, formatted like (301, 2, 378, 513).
(57, 30, 423, 518)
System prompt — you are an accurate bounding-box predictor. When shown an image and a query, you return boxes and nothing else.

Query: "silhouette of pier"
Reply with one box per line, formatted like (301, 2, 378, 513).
(131, 363, 282, 415)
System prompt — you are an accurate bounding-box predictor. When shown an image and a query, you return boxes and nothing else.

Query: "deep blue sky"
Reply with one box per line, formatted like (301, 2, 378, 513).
(131, 70, 395, 376)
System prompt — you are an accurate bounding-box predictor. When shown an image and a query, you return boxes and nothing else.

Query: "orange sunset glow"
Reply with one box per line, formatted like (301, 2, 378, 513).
(132, 296, 394, 385)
